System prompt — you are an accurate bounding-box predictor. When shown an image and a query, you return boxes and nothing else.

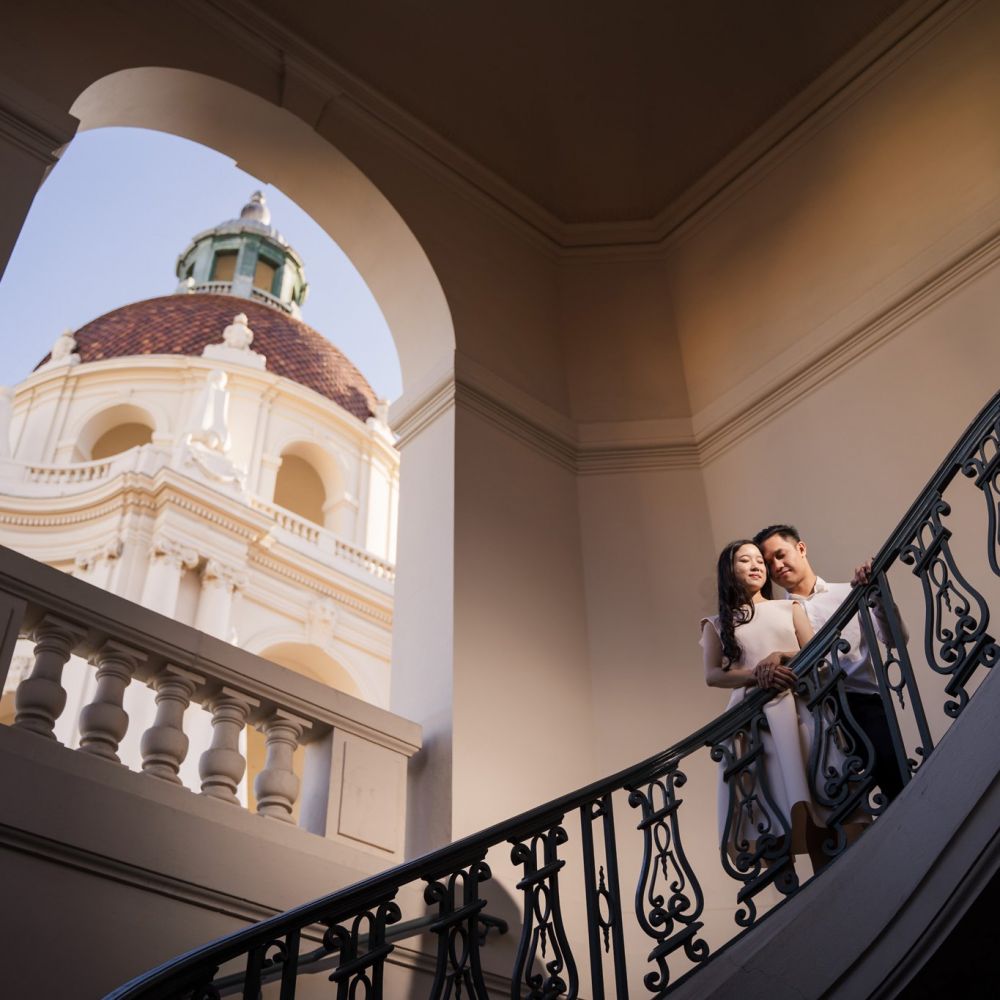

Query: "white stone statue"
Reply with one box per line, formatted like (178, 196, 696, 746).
(180, 370, 246, 489)
(189, 370, 231, 453)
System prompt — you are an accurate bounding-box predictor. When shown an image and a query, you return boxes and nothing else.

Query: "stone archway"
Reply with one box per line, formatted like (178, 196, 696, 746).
(70, 67, 455, 392)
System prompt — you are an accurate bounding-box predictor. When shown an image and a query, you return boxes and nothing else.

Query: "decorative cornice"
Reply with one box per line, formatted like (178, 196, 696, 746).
(391, 367, 456, 448)
(248, 551, 392, 626)
(0, 74, 78, 166)
(186, 0, 963, 256)
(694, 214, 1000, 464)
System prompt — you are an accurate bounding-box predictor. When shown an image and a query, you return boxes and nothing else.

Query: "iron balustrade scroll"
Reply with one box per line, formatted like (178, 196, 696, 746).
(101, 386, 1000, 998)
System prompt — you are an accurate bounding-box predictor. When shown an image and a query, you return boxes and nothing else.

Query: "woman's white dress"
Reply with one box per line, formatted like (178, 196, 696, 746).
(701, 601, 819, 858)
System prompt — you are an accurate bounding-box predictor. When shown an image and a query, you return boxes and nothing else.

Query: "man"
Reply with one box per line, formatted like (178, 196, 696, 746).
(753, 524, 906, 804)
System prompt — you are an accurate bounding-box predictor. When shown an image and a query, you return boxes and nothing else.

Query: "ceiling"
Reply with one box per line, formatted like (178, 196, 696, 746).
(251, 0, 913, 225)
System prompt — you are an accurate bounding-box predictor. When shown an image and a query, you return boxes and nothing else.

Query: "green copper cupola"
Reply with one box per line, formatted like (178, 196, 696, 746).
(174, 192, 308, 317)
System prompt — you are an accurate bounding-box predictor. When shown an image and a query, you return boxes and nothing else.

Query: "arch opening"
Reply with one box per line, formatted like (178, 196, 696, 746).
(75, 403, 156, 461)
(68, 66, 455, 395)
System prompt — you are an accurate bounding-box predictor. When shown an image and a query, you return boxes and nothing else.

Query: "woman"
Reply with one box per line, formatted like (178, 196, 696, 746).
(701, 540, 827, 873)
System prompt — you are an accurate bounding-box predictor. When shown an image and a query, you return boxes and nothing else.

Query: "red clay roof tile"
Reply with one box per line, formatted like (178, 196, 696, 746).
(37, 295, 378, 421)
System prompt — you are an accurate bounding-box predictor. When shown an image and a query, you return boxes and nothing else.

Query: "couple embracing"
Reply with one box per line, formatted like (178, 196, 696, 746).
(700, 525, 904, 873)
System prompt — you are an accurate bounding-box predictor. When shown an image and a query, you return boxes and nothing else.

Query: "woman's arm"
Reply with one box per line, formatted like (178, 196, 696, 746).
(702, 622, 757, 689)
(792, 601, 814, 648)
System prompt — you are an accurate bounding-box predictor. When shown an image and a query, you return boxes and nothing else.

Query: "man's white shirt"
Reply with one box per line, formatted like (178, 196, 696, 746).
(784, 576, 880, 695)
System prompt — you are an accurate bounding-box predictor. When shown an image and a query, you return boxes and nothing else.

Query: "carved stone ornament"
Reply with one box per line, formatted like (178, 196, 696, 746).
(202, 558, 248, 592)
(181, 369, 247, 487)
(40, 330, 81, 370)
(75, 536, 124, 573)
(223, 313, 254, 350)
(202, 313, 267, 370)
(150, 535, 200, 571)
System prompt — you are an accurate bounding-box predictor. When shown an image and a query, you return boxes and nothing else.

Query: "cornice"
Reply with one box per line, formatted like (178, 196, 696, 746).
(391, 365, 456, 449)
(247, 551, 392, 626)
(393, 208, 1000, 473)
(694, 211, 1000, 464)
(187, 0, 965, 256)
(0, 73, 78, 166)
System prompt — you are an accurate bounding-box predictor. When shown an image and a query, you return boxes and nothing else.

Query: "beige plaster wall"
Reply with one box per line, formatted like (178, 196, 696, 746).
(558, 255, 691, 423)
(453, 407, 595, 832)
(669, 0, 1000, 423)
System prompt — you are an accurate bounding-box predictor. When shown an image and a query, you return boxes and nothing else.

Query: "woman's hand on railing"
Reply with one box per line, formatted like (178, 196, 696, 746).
(752, 652, 798, 690)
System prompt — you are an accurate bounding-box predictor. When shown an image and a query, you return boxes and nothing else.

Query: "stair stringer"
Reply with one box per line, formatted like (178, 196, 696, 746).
(669, 666, 1000, 1000)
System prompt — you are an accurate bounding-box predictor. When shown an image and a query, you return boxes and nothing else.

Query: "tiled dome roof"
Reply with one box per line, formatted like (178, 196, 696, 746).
(37, 295, 377, 421)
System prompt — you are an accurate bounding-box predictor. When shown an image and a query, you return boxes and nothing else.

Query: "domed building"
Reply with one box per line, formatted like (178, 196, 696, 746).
(0, 193, 399, 794)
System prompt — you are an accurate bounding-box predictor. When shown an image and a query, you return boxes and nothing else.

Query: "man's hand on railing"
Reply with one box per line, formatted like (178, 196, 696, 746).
(851, 556, 909, 648)
(851, 558, 874, 586)
(752, 652, 798, 690)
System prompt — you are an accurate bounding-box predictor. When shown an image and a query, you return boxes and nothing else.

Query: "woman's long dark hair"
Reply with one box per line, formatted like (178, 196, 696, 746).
(716, 539, 773, 668)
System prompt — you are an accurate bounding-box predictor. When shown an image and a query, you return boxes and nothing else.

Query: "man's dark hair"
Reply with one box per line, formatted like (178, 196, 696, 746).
(753, 523, 801, 548)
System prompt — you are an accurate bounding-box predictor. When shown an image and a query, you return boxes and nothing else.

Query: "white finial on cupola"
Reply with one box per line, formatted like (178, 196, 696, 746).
(239, 190, 271, 226)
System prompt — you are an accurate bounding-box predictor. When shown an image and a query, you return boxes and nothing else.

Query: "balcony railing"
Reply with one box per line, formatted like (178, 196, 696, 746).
(188, 281, 295, 315)
(250, 498, 396, 582)
(25, 456, 114, 485)
(0, 546, 419, 854)
(1, 449, 395, 585)
(102, 387, 1000, 999)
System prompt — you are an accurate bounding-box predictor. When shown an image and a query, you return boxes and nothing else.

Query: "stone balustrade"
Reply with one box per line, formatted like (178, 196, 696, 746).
(0, 544, 419, 859)
(25, 457, 114, 485)
(251, 497, 397, 583)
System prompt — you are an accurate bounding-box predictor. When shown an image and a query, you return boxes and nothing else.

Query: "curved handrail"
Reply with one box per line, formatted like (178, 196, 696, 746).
(106, 386, 1000, 999)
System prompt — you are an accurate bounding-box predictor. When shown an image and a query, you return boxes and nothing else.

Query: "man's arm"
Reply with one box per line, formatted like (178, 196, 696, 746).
(853, 558, 910, 647)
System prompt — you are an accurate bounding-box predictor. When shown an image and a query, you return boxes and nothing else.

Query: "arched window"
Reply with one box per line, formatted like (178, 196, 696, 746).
(90, 422, 153, 460)
(273, 453, 326, 526)
(76, 403, 156, 461)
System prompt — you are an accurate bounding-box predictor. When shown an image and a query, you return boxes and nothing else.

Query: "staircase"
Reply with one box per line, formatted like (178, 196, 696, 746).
(77, 388, 1000, 996)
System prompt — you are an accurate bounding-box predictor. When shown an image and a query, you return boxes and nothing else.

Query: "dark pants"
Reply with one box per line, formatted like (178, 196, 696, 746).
(845, 691, 905, 804)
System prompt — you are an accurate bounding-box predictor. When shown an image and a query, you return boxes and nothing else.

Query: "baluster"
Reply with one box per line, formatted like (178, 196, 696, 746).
(254, 711, 307, 820)
(79, 640, 146, 762)
(626, 768, 708, 996)
(424, 859, 493, 1000)
(324, 896, 401, 1000)
(960, 413, 1000, 576)
(579, 794, 629, 1000)
(796, 640, 879, 862)
(509, 823, 579, 999)
(860, 573, 933, 782)
(900, 493, 999, 716)
(710, 709, 796, 928)
(14, 616, 87, 739)
(244, 937, 292, 1000)
(140, 665, 203, 783)
(199, 688, 257, 804)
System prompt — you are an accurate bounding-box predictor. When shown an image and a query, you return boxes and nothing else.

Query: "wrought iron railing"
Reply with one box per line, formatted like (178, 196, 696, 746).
(105, 388, 1000, 998)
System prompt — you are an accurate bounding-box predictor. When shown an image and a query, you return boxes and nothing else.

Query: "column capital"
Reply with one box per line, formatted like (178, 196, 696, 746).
(202, 558, 248, 593)
(75, 536, 124, 573)
(150, 534, 199, 571)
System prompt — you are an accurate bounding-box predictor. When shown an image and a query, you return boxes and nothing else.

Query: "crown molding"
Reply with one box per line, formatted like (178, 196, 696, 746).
(390, 205, 1000, 475)
(0, 72, 78, 165)
(694, 209, 1000, 464)
(189, 0, 967, 257)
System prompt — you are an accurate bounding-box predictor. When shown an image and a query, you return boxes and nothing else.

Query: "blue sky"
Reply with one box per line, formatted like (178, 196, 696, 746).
(0, 127, 402, 400)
